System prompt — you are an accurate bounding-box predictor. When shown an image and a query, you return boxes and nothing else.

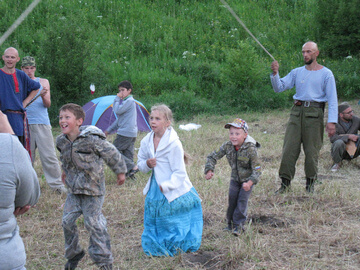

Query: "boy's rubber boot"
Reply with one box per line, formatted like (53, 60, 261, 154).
(306, 178, 315, 193)
(275, 178, 291, 194)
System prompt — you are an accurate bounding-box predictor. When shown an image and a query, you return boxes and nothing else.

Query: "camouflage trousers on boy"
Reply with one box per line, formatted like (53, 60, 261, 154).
(62, 193, 113, 266)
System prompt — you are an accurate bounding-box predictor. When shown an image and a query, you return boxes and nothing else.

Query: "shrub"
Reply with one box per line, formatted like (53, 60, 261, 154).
(218, 40, 291, 112)
(316, 0, 360, 58)
(144, 90, 215, 121)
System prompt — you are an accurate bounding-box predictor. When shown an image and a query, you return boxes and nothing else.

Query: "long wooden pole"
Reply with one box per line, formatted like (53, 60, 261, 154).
(0, 0, 42, 46)
(220, 0, 276, 61)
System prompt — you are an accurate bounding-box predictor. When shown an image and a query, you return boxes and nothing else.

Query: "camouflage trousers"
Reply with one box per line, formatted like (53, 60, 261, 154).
(62, 193, 113, 266)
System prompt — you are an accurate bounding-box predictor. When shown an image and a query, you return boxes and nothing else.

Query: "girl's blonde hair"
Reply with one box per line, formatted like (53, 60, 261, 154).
(151, 104, 189, 164)
(151, 104, 173, 127)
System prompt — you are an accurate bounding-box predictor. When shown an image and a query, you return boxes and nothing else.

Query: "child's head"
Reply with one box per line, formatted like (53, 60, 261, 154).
(118, 80, 133, 99)
(150, 104, 173, 135)
(225, 118, 248, 147)
(59, 103, 85, 139)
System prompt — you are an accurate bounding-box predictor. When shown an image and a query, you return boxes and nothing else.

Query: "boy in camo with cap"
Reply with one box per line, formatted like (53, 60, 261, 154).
(204, 118, 261, 236)
(56, 103, 127, 270)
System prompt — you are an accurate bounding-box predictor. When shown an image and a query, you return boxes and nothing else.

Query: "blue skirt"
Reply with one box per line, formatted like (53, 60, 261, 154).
(142, 174, 203, 256)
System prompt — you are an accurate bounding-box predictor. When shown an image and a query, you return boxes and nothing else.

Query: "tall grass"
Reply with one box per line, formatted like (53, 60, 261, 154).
(21, 101, 360, 269)
(1, 0, 359, 122)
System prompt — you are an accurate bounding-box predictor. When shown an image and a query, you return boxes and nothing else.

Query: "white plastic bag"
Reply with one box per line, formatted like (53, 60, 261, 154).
(179, 123, 201, 131)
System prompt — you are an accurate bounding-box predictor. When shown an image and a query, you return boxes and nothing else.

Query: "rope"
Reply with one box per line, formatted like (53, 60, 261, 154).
(220, 0, 276, 61)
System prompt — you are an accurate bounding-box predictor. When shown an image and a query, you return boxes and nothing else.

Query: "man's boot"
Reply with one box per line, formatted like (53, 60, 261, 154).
(306, 178, 315, 193)
(275, 178, 291, 194)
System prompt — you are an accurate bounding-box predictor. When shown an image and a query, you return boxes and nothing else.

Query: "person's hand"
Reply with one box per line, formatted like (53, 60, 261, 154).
(116, 92, 122, 99)
(14, 205, 31, 216)
(104, 131, 109, 137)
(117, 173, 126, 185)
(205, 170, 214, 180)
(40, 86, 48, 97)
(326, 123, 336, 137)
(159, 185, 163, 193)
(146, 158, 156, 168)
(271, 61, 279, 76)
(242, 180, 253, 192)
(348, 134, 358, 142)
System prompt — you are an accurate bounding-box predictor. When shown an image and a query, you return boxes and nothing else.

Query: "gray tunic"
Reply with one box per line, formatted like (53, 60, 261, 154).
(0, 134, 40, 270)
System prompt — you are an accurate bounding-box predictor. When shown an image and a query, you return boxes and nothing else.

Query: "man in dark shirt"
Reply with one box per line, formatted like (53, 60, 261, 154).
(330, 102, 360, 171)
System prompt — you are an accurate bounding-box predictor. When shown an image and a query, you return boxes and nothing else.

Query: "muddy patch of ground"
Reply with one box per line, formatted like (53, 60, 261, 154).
(182, 250, 223, 269)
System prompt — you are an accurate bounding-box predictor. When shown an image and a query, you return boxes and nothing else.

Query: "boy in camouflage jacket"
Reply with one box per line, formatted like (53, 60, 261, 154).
(56, 103, 126, 270)
(204, 118, 261, 236)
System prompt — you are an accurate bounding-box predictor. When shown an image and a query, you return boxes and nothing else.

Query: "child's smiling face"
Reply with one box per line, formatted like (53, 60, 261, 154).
(59, 109, 83, 141)
(229, 126, 247, 148)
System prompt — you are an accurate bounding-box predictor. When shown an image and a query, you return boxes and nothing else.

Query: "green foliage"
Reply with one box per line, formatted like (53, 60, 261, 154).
(219, 40, 291, 112)
(327, 58, 360, 99)
(144, 90, 215, 121)
(0, 0, 359, 121)
(37, 10, 103, 120)
(316, 0, 360, 58)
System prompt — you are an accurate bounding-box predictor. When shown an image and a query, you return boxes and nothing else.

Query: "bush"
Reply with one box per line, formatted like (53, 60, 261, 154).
(218, 40, 291, 112)
(327, 58, 360, 99)
(1, 0, 359, 122)
(144, 90, 215, 121)
(316, 0, 360, 58)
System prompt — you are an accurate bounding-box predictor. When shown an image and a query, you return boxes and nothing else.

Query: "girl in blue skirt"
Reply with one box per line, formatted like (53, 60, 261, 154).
(137, 104, 203, 256)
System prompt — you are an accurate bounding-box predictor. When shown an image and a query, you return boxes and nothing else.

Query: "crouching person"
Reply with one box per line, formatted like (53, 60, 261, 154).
(330, 102, 360, 172)
(56, 103, 127, 270)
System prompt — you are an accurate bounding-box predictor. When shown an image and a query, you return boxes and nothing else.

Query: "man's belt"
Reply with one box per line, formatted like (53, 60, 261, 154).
(294, 100, 325, 109)
(4, 109, 24, 114)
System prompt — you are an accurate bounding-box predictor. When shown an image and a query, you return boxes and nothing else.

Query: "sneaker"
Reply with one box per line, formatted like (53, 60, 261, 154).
(331, 163, 340, 172)
(232, 226, 244, 236)
(223, 224, 232, 232)
(64, 250, 85, 270)
(55, 186, 68, 195)
(99, 265, 113, 270)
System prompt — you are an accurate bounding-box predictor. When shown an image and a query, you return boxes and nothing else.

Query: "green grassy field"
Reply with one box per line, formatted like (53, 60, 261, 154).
(19, 100, 360, 269)
(2, 0, 360, 121)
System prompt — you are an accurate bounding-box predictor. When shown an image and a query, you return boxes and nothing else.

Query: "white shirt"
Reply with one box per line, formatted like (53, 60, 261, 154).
(137, 127, 193, 202)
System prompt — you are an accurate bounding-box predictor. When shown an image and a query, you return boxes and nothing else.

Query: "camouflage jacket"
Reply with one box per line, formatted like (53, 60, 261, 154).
(204, 135, 261, 184)
(56, 125, 127, 196)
